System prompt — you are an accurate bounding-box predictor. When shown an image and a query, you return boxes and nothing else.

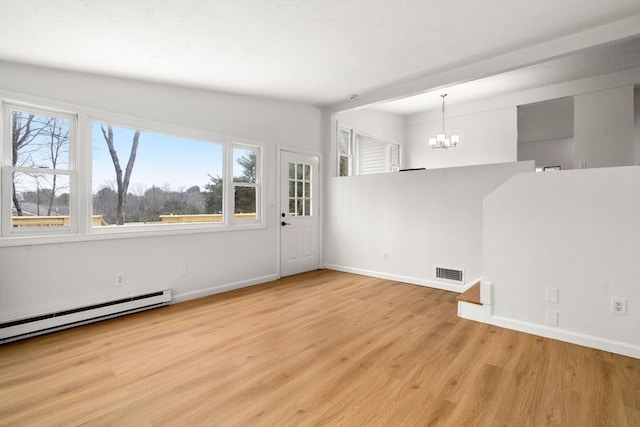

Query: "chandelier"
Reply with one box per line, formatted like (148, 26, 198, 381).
(428, 94, 459, 149)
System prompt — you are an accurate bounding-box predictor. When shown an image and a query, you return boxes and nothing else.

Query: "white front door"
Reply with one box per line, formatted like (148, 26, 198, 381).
(280, 151, 319, 277)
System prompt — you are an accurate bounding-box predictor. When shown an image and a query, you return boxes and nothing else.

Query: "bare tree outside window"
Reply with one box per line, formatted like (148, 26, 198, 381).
(10, 111, 71, 221)
(11, 112, 48, 215)
(100, 125, 140, 225)
(41, 117, 69, 215)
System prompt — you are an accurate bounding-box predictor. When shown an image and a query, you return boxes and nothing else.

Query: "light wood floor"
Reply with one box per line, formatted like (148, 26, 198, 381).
(1, 270, 638, 426)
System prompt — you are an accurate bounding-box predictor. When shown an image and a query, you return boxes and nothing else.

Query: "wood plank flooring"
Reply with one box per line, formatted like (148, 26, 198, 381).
(1, 270, 638, 426)
(456, 282, 481, 305)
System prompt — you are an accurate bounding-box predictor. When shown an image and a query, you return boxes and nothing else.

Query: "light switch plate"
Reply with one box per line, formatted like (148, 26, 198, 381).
(546, 287, 559, 303)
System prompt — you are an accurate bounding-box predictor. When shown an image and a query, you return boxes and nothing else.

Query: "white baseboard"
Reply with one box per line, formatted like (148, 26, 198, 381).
(172, 273, 279, 304)
(458, 301, 483, 321)
(324, 265, 638, 359)
(323, 264, 465, 293)
(489, 315, 640, 359)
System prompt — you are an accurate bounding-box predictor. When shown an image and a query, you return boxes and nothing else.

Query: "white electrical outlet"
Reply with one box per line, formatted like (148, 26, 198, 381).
(116, 273, 126, 287)
(611, 298, 627, 315)
(545, 309, 559, 326)
(382, 252, 389, 261)
(179, 264, 188, 277)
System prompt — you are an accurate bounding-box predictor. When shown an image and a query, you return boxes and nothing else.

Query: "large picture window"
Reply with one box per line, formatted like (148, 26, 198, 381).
(91, 122, 225, 227)
(1, 99, 264, 243)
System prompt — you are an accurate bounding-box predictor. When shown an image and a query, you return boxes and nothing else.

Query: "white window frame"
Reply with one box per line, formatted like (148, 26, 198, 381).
(336, 123, 353, 177)
(341, 126, 400, 176)
(389, 143, 400, 172)
(228, 143, 262, 225)
(1, 101, 78, 238)
(0, 95, 265, 246)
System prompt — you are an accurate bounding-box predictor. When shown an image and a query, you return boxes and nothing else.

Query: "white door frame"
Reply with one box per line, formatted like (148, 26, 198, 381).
(277, 145, 322, 278)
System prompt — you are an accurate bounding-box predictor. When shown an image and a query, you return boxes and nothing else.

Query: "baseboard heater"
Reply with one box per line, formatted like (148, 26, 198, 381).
(0, 290, 171, 344)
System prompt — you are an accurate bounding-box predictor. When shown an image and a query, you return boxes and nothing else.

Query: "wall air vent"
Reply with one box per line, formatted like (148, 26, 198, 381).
(436, 267, 464, 282)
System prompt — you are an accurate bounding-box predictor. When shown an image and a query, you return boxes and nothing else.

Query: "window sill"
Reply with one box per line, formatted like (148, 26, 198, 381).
(0, 221, 267, 247)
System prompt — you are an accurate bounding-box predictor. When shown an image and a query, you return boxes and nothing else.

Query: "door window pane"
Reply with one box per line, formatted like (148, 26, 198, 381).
(288, 161, 313, 217)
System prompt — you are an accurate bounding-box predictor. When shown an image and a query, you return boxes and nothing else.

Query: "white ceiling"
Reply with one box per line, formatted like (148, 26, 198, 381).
(370, 37, 640, 116)
(0, 0, 639, 107)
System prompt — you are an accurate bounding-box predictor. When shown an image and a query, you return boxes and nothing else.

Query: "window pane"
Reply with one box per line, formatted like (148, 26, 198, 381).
(338, 128, 350, 155)
(296, 181, 303, 198)
(339, 156, 349, 177)
(289, 198, 296, 215)
(234, 186, 256, 221)
(233, 147, 257, 183)
(11, 172, 70, 228)
(297, 198, 303, 216)
(304, 182, 310, 198)
(289, 162, 295, 179)
(12, 111, 70, 170)
(304, 164, 311, 181)
(305, 199, 311, 217)
(296, 163, 303, 180)
(92, 123, 223, 226)
(289, 180, 295, 198)
(390, 144, 399, 163)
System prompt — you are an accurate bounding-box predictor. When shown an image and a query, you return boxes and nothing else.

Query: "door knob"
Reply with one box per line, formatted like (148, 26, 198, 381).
(281, 221, 291, 226)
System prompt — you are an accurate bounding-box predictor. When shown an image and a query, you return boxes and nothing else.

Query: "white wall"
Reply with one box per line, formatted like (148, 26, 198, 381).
(404, 107, 517, 170)
(517, 97, 575, 170)
(574, 85, 635, 169)
(336, 109, 404, 147)
(403, 69, 639, 172)
(517, 97, 574, 143)
(0, 61, 322, 321)
(324, 161, 533, 292)
(518, 138, 575, 171)
(634, 86, 640, 165)
(483, 166, 640, 357)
